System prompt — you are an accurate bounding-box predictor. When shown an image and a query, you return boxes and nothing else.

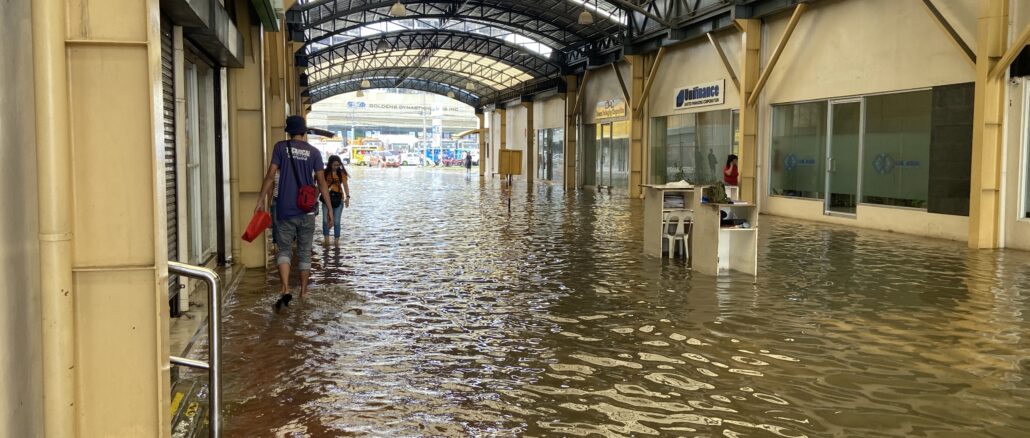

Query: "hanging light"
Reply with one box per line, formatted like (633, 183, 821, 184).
(356, 89, 365, 98)
(578, 9, 594, 25)
(447, 91, 456, 98)
(360, 79, 371, 88)
(466, 81, 476, 91)
(389, 0, 407, 17)
(376, 39, 390, 52)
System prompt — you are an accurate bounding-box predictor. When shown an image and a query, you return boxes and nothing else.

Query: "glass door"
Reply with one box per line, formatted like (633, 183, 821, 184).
(825, 100, 862, 215)
(597, 123, 614, 188)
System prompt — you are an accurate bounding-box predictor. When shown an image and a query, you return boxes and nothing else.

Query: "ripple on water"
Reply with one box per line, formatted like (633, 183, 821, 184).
(215, 169, 1030, 437)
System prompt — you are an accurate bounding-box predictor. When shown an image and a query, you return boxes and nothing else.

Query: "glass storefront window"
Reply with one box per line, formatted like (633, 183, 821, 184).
(649, 110, 733, 185)
(535, 128, 565, 183)
(1025, 125, 1030, 218)
(770, 102, 827, 199)
(861, 91, 931, 208)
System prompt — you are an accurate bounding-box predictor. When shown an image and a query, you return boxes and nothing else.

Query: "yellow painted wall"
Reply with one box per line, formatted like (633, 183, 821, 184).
(505, 102, 528, 150)
(533, 95, 566, 130)
(1003, 78, 1030, 250)
(489, 110, 502, 174)
(232, 14, 269, 269)
(581, 64, 630, 124)
(505, 102, 529, 176)
(766, 196, 969, 241)
(760, 0, 975, 105)
(755, 0, 978, 242)
(66, 0, 171, 435)
(0, 0, 43, 435)
(649, 31, 741, 118)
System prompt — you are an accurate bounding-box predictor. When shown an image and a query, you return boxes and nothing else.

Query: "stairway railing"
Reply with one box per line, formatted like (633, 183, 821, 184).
(168, 262, 222, 438)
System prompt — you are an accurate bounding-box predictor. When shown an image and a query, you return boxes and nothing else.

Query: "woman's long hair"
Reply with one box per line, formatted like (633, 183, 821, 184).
(725, 154, 738, 168)
(327, 155, 348, 180)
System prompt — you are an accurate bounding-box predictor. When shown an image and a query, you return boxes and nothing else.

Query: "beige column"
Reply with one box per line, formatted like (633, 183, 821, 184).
(477, 112, 486, 176)
(31, 0, 75, 435)
(524, 101, 535, 183)
(738, 19, 761, 204)
(628, 57, 646, 198)
(565, 75, 579, 189)
(968, 0, 1008, 249)
(230, 2, 269, 268)
(498, 108, 508, 150)
(47, 0, 172, 435)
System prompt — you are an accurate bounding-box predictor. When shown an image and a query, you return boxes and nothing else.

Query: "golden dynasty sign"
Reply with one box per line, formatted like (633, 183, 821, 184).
(595, 98, 627, 120)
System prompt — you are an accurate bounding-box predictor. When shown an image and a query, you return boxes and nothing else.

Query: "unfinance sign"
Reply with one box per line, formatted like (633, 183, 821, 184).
(675, 80, 725, 109)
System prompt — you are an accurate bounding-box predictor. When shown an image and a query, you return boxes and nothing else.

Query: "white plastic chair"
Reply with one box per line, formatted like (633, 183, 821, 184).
(663, 211, 692, 258)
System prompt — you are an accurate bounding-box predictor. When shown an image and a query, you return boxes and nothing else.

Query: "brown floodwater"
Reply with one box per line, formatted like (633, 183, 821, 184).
(206, 167, 1030, 437)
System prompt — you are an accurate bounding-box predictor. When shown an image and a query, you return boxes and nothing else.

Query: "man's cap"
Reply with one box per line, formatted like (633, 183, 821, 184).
(285, 115, 307, 135)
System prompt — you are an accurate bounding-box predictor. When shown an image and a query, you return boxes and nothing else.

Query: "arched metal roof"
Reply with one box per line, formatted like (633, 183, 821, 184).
(309, 76, 482, 107)
(290, 1, 809, 108)
(305, 30, 561, 82)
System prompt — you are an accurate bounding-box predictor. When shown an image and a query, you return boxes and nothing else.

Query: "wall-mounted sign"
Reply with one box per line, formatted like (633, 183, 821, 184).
(595, 98, 627, 120)
(675, 79, 725, 109)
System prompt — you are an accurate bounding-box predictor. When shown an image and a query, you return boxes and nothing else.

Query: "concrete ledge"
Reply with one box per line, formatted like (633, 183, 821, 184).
(764, 195, 969, 242)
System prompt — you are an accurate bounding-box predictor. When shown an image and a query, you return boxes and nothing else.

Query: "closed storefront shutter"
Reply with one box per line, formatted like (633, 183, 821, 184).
(161, 18, 181, 316)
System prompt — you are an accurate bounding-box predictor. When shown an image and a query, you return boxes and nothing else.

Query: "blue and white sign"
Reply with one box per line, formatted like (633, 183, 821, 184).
(675, 79, 725, 109)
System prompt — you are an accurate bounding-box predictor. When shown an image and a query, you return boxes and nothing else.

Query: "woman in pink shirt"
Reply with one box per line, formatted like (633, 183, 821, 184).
(723, 154, 739, 186)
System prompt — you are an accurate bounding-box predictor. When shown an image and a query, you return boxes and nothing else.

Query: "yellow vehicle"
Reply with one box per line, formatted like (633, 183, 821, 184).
(347, 145, 378, 166)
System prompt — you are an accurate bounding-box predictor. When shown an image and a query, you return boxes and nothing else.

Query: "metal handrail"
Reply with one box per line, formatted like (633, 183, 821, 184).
(168, 262, 222, 438)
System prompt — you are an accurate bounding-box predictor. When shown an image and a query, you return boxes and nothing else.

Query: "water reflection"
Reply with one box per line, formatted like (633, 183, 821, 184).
(219, 167, 1030, 437)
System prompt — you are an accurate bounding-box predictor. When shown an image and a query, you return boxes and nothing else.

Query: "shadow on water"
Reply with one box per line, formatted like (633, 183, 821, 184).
(219, 167, 1030, 437)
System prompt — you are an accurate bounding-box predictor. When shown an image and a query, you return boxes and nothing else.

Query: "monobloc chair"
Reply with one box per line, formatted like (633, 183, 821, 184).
(663, 211, 692, 259)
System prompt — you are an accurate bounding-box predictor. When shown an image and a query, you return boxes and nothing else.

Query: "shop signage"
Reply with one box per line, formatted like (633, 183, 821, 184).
(872, 153, 920, 174)
(675, 79, 725, 109)
(595, 98, 627, 119)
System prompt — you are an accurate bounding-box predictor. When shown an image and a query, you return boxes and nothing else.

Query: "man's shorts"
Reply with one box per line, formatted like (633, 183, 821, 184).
(276, 214, 316, 271)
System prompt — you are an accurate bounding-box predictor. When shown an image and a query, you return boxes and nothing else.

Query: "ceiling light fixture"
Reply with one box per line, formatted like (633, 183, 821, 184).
(578, 8, 594, 25)
(389, 0, 407, 17)
(447, 91, 456, 98)
(377, 39, 390, 52)
(360, 79, 371, 88)
(466, 81, 476, 91)
(356, 90, 365, 98)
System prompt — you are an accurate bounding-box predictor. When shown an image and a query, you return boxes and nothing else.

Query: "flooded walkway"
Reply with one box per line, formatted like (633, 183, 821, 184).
(219, 167, 1030, 437)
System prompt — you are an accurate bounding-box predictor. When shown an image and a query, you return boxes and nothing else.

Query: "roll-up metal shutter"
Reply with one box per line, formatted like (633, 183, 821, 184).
(161, 18, 182, 317)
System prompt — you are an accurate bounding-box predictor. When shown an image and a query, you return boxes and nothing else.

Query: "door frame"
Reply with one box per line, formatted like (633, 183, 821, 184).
(598, 122, 614, 189)
(824, 98, 864, 217)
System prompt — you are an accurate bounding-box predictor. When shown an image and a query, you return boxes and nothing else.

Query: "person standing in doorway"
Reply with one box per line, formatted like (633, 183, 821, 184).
(723, 154, 739, 187)
(464, 152, 473, 177)
(255, 115, 334, 311)
(322, 155, 351, 246)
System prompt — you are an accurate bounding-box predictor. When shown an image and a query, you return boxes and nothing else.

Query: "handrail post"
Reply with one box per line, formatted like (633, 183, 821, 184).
(168, 262, 221, 438)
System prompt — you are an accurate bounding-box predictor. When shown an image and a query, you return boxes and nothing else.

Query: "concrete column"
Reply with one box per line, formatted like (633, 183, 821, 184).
(477, 112, 486, 176)
(565, 75, 579, 189)
(523, 101, 535, 183)
(628, 57, 646, 198)
(57, 0, 171, 434)
(968, 0, 1008, 249)
(738, 19, 761, 204)
(498, 108, 508, 150)
(5, 0, 42, 435)
(230, 1, 268, 268)
(30, 0, 72, 435)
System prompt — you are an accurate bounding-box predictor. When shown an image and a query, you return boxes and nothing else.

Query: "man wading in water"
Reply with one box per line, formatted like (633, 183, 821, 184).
(255, 115, 334, 312)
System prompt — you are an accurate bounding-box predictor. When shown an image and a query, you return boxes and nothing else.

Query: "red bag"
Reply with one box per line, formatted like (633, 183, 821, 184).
(297, 185, 318, 212)
(286, 140, 318, 213)
(242, 211, 271, 242)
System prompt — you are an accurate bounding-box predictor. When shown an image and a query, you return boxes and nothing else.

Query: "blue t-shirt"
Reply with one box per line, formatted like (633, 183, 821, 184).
(273, 140, 324, 220)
